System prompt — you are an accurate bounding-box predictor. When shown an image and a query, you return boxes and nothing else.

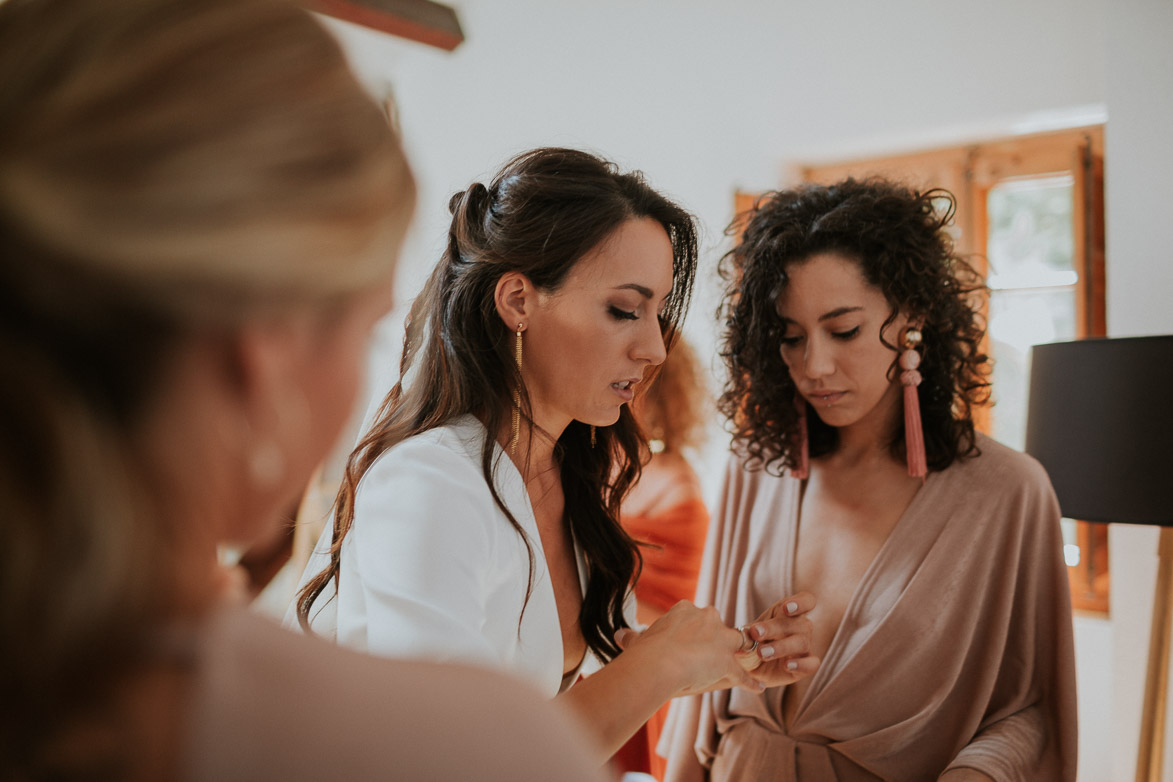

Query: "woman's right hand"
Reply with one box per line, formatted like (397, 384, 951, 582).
(614, 601, 765, 697)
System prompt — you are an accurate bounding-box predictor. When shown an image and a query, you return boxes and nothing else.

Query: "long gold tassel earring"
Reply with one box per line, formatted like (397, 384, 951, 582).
(590, 425, 597, 448)
(510, 323, 523, 455)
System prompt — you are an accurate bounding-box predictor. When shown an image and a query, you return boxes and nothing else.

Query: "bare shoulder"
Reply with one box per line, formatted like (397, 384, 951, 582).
(184, 609, 606, 782)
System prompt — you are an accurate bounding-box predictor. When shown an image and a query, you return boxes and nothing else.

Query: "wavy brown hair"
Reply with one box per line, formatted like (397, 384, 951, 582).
(718, 177, 990, 475)
(297, 147, 698, 662)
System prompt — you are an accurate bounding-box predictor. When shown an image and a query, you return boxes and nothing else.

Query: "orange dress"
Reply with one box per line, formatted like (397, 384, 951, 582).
(613, 497, 710, 780)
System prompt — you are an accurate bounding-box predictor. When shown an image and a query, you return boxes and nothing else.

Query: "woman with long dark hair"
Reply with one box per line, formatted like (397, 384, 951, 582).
(663, 178, 1076, 781)
(295, 148, 814, 753)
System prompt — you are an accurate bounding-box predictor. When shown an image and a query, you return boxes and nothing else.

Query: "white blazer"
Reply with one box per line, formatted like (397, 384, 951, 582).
(290, 415, 602, 697)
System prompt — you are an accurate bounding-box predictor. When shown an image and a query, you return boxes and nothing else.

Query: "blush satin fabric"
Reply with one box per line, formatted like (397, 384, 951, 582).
(661, 434, 1077, 781)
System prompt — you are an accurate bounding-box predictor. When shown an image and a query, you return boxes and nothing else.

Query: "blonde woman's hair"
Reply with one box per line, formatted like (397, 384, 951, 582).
(0, 0, 414, 774)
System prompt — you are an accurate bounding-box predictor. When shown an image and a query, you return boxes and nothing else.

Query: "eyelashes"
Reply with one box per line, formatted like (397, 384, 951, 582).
(778, 326, 861, 346)
(608, 306, 638, 321)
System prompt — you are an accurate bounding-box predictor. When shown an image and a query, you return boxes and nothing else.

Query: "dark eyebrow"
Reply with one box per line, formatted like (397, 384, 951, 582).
(818, 306, 864, 322)
(614, 283, 655, 299)
(778, 305, 864, 324)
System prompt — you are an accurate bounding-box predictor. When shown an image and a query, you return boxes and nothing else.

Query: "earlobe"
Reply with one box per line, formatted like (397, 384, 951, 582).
(227, 319, 310, 487)
(493, 271, 534, 330)
(231, 320, 288, 401)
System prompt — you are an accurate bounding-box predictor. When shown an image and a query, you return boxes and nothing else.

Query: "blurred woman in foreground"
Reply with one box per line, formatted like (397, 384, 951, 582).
(0, 0, 606, 778)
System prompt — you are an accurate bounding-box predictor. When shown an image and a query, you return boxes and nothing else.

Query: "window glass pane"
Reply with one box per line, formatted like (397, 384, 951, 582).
(985, 174, 1078, 452)
(985, 175, 1088, 595)
(984, 174, 1089, 594)
(987, 286, 1077, 450)
(986, 175, 1076, 289)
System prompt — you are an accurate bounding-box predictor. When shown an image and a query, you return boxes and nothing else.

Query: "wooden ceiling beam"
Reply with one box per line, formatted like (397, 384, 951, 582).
(309, 0, 464, 51)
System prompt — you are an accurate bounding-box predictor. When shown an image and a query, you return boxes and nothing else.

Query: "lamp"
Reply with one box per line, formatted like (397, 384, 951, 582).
(1025, 335, 1173, 782)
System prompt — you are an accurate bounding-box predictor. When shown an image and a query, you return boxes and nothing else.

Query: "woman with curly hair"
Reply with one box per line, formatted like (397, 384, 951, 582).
(662, 179, 1077, 781)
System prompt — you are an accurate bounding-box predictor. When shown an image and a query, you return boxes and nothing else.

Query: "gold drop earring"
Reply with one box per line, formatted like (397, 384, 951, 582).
(510, 323, 523, 455)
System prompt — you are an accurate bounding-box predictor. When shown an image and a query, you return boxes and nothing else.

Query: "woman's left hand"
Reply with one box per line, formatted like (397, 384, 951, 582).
(735, 592, 819, 688)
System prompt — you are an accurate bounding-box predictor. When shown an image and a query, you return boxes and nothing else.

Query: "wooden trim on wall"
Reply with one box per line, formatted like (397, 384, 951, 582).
(309, 0, 464, 50)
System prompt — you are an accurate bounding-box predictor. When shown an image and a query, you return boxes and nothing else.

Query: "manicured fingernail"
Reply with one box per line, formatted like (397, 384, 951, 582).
(750, 624, 763, 640)
(759, 645, 776, 660)
(786, 601, 799, 615)
(787, 660, 799, 671)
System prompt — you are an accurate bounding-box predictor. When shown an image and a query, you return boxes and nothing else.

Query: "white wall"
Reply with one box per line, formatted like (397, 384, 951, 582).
(322, 1, 1170, 778)
(326, 0, 1108, 387)
(326, 0, 1110, 491)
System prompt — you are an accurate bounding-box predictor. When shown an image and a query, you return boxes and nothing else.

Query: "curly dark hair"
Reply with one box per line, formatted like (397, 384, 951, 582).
(717, 177, 990, 475)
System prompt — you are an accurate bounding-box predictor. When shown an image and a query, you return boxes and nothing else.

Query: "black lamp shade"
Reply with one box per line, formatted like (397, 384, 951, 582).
(1025, 335, 1173, 526)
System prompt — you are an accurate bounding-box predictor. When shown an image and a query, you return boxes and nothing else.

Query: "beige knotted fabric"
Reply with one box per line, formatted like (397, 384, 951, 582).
(662, 433, 1077, 782)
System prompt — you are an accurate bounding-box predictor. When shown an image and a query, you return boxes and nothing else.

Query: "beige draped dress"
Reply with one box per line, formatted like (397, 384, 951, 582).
(662, 434, 1076, 781)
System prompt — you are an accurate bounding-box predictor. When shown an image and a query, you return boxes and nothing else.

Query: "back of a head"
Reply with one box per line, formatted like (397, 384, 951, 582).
(0, 0, 413, 317)
(0, 0, 414, 774)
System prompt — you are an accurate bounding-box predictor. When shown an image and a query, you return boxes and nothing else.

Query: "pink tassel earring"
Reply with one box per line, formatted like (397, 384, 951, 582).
(792, 395, 810, 480)
(899, 327, 927, 480)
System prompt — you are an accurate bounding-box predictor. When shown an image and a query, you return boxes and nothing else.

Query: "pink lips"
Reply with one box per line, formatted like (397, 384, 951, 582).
(611, 378, 641, 403)
(808, 390, 846, 406)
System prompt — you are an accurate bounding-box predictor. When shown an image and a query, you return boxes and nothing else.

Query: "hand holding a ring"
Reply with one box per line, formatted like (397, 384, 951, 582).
(735, 592, 819, 687)
(612, 600, 767, 698)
